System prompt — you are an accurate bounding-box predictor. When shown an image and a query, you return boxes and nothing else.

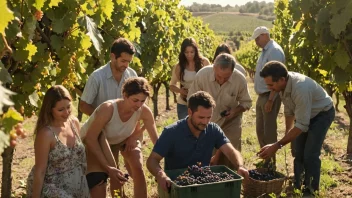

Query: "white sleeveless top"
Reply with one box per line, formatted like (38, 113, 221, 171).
(178, 69, 196, 105)
(80, 100, 142, 145)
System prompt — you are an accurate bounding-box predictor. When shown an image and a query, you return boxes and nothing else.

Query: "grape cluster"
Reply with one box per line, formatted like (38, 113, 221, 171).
(174, 163, 235, 186)
(249, 169, 278, 181)
(10, 123, 27, 148)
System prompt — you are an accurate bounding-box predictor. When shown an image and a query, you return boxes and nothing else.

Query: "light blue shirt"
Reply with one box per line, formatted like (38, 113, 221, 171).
(81, 62, 137, 108)
(254, 39, 285, 94)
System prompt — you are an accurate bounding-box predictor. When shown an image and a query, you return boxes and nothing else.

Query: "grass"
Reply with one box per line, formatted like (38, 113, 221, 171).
(199, 13, 273, 33)
(8, 79, 352, 198)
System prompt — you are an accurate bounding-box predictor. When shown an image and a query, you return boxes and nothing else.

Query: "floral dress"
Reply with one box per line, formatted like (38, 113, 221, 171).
(26, 121, 90, 198)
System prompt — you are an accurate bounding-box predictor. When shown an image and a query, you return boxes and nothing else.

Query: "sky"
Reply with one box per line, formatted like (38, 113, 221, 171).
(179, 0, 274, 7)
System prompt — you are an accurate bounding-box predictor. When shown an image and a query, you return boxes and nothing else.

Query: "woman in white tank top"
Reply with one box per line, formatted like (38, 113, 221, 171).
(169, 37, 210, 120)
(81, 77, 158, 198)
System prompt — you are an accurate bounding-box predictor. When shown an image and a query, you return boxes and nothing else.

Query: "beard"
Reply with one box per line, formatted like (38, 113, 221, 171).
(190, 117, 207, 131)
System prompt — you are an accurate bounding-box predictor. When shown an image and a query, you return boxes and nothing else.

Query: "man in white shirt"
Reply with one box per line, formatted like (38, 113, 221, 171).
(251, 26, 285, 167)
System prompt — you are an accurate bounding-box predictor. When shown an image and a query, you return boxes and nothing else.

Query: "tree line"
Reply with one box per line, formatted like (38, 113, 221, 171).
(185, 1, 274, 17)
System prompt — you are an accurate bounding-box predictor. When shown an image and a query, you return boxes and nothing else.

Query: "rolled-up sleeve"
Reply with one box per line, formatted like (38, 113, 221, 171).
(81, 74, 98, 104)
(292, 86, 312, 132)
(237, 78, 252, 110)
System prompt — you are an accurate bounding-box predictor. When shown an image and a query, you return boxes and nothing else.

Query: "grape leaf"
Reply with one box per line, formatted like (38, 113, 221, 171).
(29, 91, 39, 107)
(85, 15, 104, 54)
(101, 0, 114, 21)
(33, 0, 44, 10)
(333, 43, 350, 70)
(25, 43, 37, 61)
(0, 0, 14, 34)
(0, 62, 12, 83)
(52, 19, 64, 34)
(49, 0, 62, 7)
(2, 107, 23, 132)
(0, 131, 9, 154)
(330, 1, 352, 38)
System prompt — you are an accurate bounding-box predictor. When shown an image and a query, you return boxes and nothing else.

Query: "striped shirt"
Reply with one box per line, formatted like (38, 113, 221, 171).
(81, 62, 137, 108)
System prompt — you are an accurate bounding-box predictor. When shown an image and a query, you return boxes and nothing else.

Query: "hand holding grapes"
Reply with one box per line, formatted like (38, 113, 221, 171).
(257, 143, 279, 159)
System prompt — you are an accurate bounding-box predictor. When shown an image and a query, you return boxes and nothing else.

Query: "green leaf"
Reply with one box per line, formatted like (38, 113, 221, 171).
(315, 8, 330, 34)
(52, 19, 64, 34)
(85, 15, 104, 54)
(0, 62, 12, 83)
(0, 0, 14, 34)
(23, 16, 37, 40)
(50, 35, 63, 52)
(25, 43, 37, 61)
(29, 91, 39, 107)
(334, 67, 350, 92)
(33, 0, 44, 10)
(49, 0, 62, 7)
(330, 1, 352, 38)
(100, 0, 114, 21)
(333, 43, 350, 70)
(2, 107, 23, 132)
(80, 34, 92, 50)
(0, 131, 9, 154)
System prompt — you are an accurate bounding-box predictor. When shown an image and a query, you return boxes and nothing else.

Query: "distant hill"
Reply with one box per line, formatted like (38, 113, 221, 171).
(195, 12, 273, 34)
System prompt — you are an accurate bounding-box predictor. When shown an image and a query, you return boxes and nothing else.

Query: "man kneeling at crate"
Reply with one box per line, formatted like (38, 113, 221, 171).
(147, 91, 249, 191)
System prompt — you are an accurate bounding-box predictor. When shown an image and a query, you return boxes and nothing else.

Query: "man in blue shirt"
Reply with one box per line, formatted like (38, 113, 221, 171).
(147, 91, 248, 191)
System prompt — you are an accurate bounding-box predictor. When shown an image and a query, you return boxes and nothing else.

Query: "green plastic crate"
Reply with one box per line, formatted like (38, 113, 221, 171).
(158, 165, 243, 198)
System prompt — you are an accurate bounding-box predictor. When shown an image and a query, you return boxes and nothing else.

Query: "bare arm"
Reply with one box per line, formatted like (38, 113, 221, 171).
(147, 152, 171, 191)
(79, 100, 95, 116)
(84, 103, 126, 182)
(170, 64, 187, 95)
(220, 143, 249, 180)
(141, 105, 158, 144)
(31, 129, 53, 198)
(285, 115, 295, 134)
(219, 143, 243, 170)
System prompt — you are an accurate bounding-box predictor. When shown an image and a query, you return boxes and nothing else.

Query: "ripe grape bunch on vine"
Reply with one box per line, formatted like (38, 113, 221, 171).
(174, 162, 235, 186)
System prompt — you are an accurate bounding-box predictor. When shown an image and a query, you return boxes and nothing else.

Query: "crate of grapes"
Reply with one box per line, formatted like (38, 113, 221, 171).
(243, 168, 286, 197)
(158, 165, 243, 198)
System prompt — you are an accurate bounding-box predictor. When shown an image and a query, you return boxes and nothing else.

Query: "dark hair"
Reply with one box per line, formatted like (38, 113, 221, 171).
(110, 38, 136, 58)
(260, 61, 288, 82)
(122, 77, 151, 97)
(178, 37, 204, 81)
(213, 43, 232, 62)
(35, 85, 72, 135)
(214, 53, 236, 70)
(188, 91, 216, 112)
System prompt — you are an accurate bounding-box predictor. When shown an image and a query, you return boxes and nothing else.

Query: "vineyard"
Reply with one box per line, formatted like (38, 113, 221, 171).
(1, 0, 352, 197)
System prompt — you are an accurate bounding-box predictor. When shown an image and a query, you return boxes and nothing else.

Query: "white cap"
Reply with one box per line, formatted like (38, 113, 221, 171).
(251, 26, 270, 40)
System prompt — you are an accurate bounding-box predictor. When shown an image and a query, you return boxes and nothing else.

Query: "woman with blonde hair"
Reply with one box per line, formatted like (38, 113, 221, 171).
(27, 85, 89, 197)
(170, 37, 210, 119)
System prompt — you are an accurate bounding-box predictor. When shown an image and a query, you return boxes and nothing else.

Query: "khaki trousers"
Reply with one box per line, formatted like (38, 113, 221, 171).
(217, 114, 242, 170)
(256, 93, 281, 167)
